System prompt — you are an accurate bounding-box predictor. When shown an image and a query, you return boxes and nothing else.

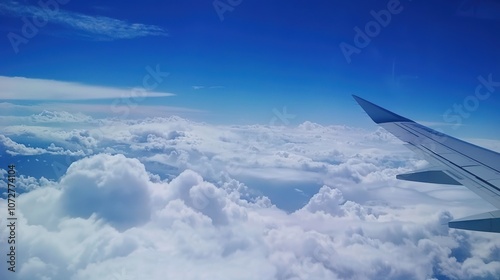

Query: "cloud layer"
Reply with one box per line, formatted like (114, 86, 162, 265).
(1, 153, 499, 279)
(1, 113, 500, 279)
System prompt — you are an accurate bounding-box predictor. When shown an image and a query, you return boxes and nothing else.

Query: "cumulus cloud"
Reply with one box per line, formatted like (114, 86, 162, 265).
(0, 172, 52, 194)
(301, 185, 346, 215)
(1, 153, 499, 280)
(1, 115, 500, 279)
(30, 111, 94, 123)
(59, 154, 151, 231)
(0, 135, 86, 156)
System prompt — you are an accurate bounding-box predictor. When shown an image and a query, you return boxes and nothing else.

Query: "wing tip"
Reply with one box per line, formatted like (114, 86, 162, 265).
(352, 95, 414, 124)
(448, 210, 500, 233)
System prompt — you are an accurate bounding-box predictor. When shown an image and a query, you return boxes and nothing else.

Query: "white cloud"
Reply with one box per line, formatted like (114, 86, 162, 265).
(300, 185, 347, 216)
(0, 1, 167, 40)
(0, 172, 52, 194)
(192, 85, 225, 90)
(59, 154, 151, 231)
(30, 111, 93, 123)
(0, 76, 174, 100)
(1, 153, 500, 280)
(1, 115, 500, 279)
(0, 135, 86, 156)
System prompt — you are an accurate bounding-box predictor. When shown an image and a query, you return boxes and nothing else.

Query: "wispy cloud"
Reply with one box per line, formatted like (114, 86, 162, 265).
(0, 1, 167, 40)
(192, 85, 225, 90)
(0, 76, 174, 100)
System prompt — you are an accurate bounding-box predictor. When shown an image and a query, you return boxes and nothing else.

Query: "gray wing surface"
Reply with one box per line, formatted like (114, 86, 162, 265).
(353, 95, 500, 233)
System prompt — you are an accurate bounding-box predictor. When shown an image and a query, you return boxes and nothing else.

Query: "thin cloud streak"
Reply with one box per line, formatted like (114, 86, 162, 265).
(0, 76, 175, 100)
(192, 86, 225, 90)
(0, 1, 167, 40)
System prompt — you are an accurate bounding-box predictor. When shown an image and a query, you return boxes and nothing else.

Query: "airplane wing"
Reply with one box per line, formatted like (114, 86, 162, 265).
(353, 95, 500, 233)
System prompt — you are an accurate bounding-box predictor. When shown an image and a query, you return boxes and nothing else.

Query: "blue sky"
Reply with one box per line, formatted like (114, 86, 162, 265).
(2, 1, 500, 279)
(1, 0, 499, 137)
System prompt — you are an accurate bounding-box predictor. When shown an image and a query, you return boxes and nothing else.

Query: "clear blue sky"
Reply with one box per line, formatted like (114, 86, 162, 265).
(1, 0, 499, 138)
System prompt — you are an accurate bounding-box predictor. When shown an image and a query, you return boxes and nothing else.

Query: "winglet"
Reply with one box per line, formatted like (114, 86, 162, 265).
(396, 170, 462, 185)
(449, 210, 500, 233)
(352, 95, 414, 124)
